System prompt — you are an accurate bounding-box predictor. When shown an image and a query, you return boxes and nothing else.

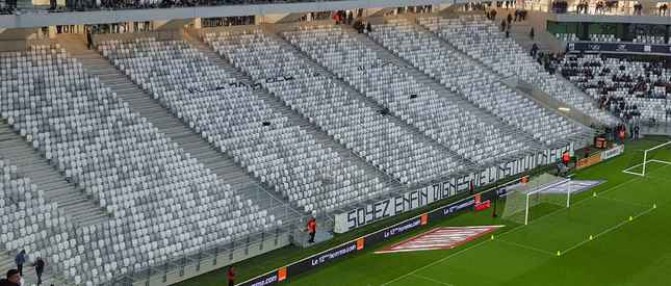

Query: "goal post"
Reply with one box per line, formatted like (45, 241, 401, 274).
(502, 174, 572, 225)
(623, 141, 671, 177)
(523, 178, 572, 225)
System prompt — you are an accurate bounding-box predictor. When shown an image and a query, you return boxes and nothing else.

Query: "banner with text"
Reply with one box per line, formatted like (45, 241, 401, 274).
(334, 144, 572, 233)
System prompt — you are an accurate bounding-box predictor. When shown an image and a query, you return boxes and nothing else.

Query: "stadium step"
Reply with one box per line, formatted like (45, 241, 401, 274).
(400, 21, 582, 147)
(57, 37, 275, 189)
(191, 29, 418, 194)
(491, 8, 565, 54)
(404, 20, 602, 131)
(262, 24, 488, 180)
(323, 23, 545, 155)
(0, 122, 110, 227)
(183, 32, 254, 85)
(55, 35, 302, 227)
(0, 251, 61, 286)
(185, 32, 408, 196)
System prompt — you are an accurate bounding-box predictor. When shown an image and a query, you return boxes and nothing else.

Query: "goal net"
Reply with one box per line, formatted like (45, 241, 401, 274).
(502, 174, 572, 225)
(623, 141, 671, 177)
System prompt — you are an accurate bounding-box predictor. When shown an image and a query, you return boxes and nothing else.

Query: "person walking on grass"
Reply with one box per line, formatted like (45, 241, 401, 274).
(227, 265, 236, 286)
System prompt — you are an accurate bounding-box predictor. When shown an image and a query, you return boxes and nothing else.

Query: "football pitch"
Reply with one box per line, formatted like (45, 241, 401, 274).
(177, 137, 671, 286)
(283, 138, 671, 286)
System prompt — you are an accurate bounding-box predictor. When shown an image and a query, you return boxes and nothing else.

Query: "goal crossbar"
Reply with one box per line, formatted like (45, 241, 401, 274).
(524, 177, 572, 225)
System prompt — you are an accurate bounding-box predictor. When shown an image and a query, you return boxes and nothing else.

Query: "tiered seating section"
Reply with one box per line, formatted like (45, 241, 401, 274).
(204, 30, 466, 185)
(418, 16, 618, 126)
(0, 16, 616, 285)
(365, 20, 585, 148)
(0, 45, 275, 285)
(632, 35, 667, 44)
(0, 159, 71, 284)
(559, 54, 671, 122)
(590, 34, 619, 42)
(98, 38, 388, 213)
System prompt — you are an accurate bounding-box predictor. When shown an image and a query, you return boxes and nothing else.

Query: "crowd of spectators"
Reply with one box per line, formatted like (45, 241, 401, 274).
(202, 15, 254, 27)
(551, 1, 569, 13)
(556, 53, 671, 125)
(0, 0, 340, 14)
(552, 0, 644, 15)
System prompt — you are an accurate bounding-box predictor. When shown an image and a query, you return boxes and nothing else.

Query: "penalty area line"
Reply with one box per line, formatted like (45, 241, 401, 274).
(411, 274, 456, 286)
(494, 238, 556, 256)
(380, 175, 644, 286)
(378, 225, 519, 286)
(559, 205, 656, 256)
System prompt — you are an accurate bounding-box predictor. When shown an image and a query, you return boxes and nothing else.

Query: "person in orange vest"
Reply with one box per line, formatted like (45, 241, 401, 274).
(227, 265, 236, 286)
(306, 217, 317, 244)
(618, 128, 626, 143)
(562, 151, 571, 167)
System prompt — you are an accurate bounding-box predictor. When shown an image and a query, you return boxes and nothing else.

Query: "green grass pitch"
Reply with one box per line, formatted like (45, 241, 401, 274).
(179, 137, 671, 286)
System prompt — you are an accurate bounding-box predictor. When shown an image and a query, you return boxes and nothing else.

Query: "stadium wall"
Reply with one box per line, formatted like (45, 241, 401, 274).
(334, 143, 575, 233)
(239, 176, 518, 286)
(131, 233, 291, 286)
(548, 12, 671, 25)
(576, 144, 625, 170)
(566, 41, 671, 56)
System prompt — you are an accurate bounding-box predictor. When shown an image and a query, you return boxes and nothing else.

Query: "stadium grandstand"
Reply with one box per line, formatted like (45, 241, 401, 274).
(0, 0, 669, 285)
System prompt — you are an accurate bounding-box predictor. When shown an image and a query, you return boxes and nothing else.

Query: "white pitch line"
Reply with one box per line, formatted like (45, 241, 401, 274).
(560, 205, 656, 256)
(494, 238, 555, 256)
(594, 195, 650, 208)
(411, 274, 456, 286)
(379, 229, 506, 286)
(500, 174, 642, 238)
(380, 174, 643, 286)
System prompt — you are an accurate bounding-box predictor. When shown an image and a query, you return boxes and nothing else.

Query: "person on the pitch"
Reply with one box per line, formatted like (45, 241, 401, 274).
(227, 265, 236, 286)
(306, 216, 317, 244)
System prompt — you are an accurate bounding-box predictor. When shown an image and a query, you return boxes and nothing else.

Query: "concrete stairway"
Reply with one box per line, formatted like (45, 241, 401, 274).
(0, 247, 62, 286)
(184, 32, 407, 196)
(262, 24, 485, 173)
(268, 25, 486, 185)
(405, 20, 595, 136)
(54, 35, 291, 209)
(0, 122, 109, 227)
(485, 8, 565, 53)
(508, 22, 564, 54)
(341, 24, 546, 153)
(0, 127, 82, 286)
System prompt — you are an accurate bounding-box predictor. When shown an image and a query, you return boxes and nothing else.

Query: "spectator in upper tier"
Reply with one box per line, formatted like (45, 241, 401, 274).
(365, 22, 372, 33)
